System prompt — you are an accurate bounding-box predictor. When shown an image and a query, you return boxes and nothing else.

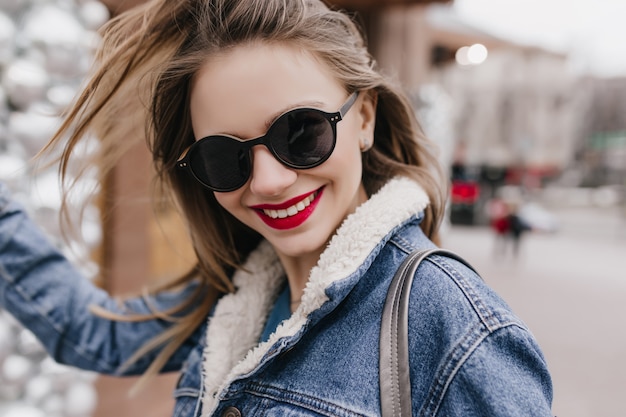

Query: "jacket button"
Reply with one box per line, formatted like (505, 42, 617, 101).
(221, 406, 242, 417)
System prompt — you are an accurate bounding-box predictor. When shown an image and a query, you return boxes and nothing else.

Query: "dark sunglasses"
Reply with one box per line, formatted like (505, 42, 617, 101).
(177, 92, 359, 192)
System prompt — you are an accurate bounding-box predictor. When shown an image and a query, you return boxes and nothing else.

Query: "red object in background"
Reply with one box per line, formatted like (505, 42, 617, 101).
(451, 180, 480, 204)
(491, 216, 510, 234)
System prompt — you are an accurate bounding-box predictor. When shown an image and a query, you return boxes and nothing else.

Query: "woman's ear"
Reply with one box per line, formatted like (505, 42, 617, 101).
(358, 90, 377, 151)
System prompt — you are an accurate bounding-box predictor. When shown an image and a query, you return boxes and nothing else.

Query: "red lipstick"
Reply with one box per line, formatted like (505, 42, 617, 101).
(251, 187, 324, 230)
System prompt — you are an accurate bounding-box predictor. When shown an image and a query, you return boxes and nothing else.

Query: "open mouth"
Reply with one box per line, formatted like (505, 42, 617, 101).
(261, 190, 319, 219)
(253, 187, 324, 230)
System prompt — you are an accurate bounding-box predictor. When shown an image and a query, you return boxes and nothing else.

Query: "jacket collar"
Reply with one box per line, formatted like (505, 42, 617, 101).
(202, 177, 429, 414)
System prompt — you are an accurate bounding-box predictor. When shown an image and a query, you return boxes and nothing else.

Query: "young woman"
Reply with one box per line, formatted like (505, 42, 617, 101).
(0, 0, 553, 415)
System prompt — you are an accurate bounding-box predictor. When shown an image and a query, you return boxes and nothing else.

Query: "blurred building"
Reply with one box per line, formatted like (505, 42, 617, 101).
(573, 77, 626, 188)
(433, 38, 580, 223)
(367, 4, 583, 224)
(422, 6, 626, 223)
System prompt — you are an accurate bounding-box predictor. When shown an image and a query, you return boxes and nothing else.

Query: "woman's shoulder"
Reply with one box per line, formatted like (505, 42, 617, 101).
(400, 245, 535, 345)
(386, 222, 519, 326)
(409, 251, 524, 331)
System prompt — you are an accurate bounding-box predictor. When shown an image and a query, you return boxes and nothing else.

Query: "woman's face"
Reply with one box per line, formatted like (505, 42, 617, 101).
(189, 42, 375, 260)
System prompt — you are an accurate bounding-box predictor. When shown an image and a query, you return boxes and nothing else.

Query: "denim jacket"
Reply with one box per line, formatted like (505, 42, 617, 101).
(0, 178, 553, 416)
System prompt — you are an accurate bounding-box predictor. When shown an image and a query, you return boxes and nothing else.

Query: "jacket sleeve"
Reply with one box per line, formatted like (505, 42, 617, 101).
(435, 324, 554, 416)
(0, 182, 202, 375)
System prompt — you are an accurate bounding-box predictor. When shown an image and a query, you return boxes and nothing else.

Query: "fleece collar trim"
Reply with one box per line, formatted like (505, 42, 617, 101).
(201, 177, 429, 415)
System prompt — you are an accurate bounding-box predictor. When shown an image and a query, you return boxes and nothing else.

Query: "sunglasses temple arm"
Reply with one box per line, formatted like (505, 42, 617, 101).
(339, 91, 359, 118)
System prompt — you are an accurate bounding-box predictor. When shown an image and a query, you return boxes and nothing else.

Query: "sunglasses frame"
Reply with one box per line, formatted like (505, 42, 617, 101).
(177, 91, 359, 192)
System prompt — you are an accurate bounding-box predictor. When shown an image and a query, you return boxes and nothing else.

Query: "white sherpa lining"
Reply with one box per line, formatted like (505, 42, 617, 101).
(201, 177, 429, 415)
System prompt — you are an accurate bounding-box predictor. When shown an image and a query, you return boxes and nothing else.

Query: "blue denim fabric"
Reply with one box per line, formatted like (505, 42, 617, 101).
(0, 183, 204, 374)
(0, 182, 553, 416)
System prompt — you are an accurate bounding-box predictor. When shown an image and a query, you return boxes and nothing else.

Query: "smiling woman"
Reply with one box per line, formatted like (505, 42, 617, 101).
(0, 0, 554, 416)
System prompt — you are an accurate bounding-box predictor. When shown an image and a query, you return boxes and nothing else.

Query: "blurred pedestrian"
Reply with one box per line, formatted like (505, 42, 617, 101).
(507, 202, 533, 258)
(487, 196, 511, 257)
(0, 0, 553, 415)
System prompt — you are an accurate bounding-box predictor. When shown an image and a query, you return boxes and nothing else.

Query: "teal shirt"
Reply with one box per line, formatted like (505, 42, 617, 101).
(260, 285, 291, 343)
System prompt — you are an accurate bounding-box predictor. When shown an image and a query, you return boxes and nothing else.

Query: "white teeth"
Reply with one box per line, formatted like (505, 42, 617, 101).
(262, 192, 316, 219)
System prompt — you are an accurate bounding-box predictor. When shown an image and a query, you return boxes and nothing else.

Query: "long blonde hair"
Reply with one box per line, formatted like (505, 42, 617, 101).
(45, 0, 445, 386)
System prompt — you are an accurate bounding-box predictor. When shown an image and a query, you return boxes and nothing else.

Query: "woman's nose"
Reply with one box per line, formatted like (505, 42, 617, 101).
(248, 146, 297, 196)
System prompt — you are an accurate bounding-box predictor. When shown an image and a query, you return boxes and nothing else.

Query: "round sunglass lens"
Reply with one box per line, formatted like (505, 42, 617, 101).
(271, 110, 334, 167)
(189, 137, 250, 191)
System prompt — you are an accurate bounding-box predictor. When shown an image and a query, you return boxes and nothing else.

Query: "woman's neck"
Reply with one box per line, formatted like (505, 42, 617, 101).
(276, 249, 322, 311)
